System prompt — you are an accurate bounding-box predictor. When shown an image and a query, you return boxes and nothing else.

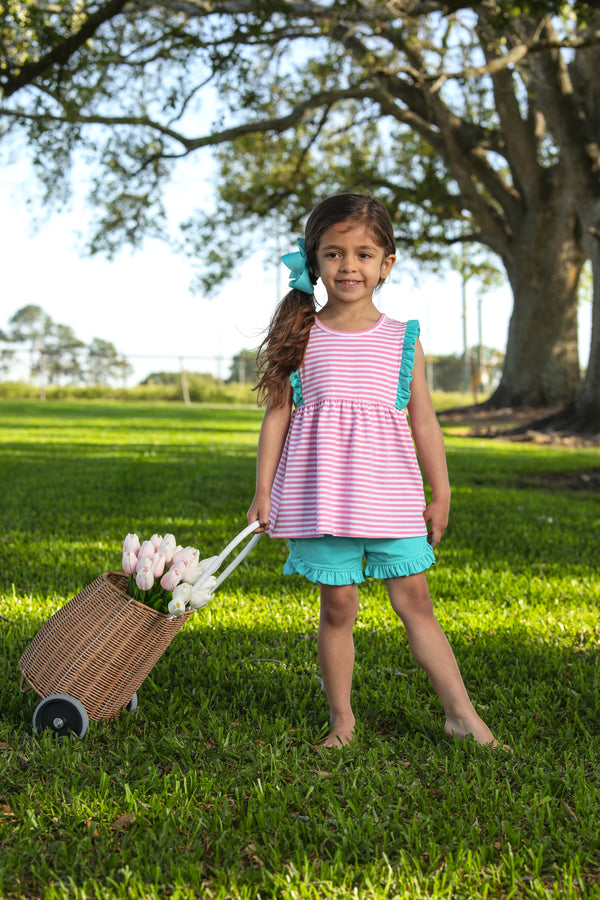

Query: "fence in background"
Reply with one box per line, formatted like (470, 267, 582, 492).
(1, 347, 504, 402)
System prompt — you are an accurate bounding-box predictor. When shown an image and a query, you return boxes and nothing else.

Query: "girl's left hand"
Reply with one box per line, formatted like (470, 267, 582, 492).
(424, 498, 449, 548)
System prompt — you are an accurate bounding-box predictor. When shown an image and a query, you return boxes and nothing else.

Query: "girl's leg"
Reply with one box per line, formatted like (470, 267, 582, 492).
(317, 582, 360, 747)
(386, 573, 497, 746)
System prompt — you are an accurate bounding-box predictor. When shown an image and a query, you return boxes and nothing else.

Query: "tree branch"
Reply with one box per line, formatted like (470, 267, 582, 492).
(0, 86, 376, 152)
(426, 23, 600, 92)
(1, 0, 132, 98)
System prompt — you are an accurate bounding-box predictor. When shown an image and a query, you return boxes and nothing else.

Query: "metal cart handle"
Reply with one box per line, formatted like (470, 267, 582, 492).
(193, 519, 263, 592)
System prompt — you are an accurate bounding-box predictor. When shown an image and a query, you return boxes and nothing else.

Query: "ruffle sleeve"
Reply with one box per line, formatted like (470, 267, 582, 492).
(395, 319, 420, 410)
(289, 369, 304, 408)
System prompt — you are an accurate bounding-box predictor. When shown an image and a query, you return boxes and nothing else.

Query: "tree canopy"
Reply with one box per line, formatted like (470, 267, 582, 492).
(2, 1, 599, 427)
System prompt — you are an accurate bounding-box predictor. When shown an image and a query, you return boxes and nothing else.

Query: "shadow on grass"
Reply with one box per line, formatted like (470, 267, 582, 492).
(6, 614, 600, 752)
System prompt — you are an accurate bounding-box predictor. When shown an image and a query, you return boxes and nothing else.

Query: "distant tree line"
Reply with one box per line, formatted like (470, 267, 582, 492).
(136, 370, 255, 404)
(0, 305, 132, 395)
(428, 347, 504, 396)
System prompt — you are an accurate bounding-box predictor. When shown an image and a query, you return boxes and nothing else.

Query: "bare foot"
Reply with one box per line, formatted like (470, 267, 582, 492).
(318, 723, 355, 748)
(445, 715, 511, 751)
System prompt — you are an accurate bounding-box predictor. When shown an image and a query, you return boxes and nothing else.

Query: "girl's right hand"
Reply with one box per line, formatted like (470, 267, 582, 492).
(249, 394, 292, 535)
(247, 496, 271, 533)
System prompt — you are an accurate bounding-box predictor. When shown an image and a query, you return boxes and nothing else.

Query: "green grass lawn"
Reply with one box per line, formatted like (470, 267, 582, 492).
(1, 399, 599, 900)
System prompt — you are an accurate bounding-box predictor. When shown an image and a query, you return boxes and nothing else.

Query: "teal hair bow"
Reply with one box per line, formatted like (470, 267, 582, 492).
(281, 238, 315, 295)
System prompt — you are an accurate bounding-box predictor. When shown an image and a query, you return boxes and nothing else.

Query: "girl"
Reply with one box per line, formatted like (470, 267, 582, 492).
(248, 193, 499, 749)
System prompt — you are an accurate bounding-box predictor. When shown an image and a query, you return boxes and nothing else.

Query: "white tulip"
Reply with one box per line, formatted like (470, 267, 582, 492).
(190, 575, 218, 609)
(157, 533, 177, 564)
(189, 590, 212, 610)
(172, 582, 192, 605)
(167, 597, 187, 616)
(182, 555, 219, 585)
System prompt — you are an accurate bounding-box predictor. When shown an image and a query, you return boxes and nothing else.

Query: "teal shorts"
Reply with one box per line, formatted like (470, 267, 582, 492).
(283, 535, 435, 586)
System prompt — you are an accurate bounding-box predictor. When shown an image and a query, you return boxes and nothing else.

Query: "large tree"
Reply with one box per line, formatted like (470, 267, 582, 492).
(1, 1, 597, 419)
(518, 12, 600, 430)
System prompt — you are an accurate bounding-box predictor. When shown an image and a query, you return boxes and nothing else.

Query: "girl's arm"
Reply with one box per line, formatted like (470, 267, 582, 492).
(407, 338, 451, 548)
(247, 385, 293, 532)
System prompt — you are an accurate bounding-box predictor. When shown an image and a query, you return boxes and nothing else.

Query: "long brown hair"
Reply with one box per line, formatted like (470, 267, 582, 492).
(255, 193, 396, 407)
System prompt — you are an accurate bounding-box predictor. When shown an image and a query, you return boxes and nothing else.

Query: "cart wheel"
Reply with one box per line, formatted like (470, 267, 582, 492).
(32, 693, 89, 739)
(126, 692, 138, 713)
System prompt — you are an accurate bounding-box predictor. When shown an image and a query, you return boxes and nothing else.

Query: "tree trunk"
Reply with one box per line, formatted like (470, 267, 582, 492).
(518, 20, 600, 432)
(540, 231, 600, 432)
(485, 198, 584, 409)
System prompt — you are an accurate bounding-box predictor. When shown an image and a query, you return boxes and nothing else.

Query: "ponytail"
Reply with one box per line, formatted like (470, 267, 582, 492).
(255, 288, 316, 407)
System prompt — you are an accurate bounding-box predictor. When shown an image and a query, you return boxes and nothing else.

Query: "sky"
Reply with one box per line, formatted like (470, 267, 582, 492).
(1, 154, 592, 386)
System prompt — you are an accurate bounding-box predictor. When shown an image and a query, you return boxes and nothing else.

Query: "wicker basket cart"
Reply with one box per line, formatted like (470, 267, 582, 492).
(19, 521, 262, 738)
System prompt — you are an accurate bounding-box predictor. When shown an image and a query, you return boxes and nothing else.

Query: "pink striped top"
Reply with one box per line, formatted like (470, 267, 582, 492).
(268, 315, 427, 539)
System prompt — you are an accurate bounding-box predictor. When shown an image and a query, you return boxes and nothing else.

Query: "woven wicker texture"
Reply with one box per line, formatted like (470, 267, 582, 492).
(19, 572, 191, 720)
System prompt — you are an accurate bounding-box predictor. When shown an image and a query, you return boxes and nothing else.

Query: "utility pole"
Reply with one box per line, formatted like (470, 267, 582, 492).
(179, 357, 191, 406)
(461, 255, 469, 394)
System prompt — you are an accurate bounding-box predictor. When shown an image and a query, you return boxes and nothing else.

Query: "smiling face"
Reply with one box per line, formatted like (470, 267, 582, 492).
(314, 220, 396, 311)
